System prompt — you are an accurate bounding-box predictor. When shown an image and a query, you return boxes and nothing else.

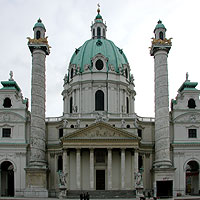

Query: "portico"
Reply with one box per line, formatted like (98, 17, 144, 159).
(61, 122, 139, 190)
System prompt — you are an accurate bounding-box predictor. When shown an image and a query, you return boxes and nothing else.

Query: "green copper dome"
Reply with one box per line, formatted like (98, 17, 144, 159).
(155, 20, 166, 30)
(70, 38, 129, 73)
(33, 18, 46, 30)
(96, 13, 102, 19)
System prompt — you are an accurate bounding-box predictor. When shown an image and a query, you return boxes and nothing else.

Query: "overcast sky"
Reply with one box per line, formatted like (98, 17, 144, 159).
(1, 0, 200, 118)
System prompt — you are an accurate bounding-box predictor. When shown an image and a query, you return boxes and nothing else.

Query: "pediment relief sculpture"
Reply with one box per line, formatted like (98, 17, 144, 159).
(0, 112, 25, 123)
(64, 122, 138, 140)
(174, 112, 200, 123)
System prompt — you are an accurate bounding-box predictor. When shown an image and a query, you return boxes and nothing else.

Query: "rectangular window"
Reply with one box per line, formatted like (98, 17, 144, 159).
(96, 151, 105, 163)
(2, 128, 11, 137)
(59, 128, 63, 138)
(188, 129, 197, 138)
(138, 129, 142, 138)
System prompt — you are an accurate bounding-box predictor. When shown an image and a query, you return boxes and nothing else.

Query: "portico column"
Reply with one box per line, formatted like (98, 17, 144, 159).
(108, 148, 112, 190)
(63, 150, 67, 174)
(63, 149, 69, 188)
(131, 149, 135, 189)
(121, 148, 125, 189)
(76, 148, 81, 189)
(134, 149, 138, 173)
(0, 168, 1, 196)
(90, 148, 94, 190)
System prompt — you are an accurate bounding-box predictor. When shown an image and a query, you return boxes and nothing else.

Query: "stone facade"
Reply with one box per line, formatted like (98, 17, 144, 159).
(0, 12, 200, 199)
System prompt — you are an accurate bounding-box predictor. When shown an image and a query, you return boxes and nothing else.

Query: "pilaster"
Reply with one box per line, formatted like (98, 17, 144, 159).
(90, 148, 94, 190)
(107, 148, 112, 190)
(121, 148, 125, 189)
(76, 148, 81, 190)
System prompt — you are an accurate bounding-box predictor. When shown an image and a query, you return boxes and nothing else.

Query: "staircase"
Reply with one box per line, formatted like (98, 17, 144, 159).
(66, 190, 136, 199)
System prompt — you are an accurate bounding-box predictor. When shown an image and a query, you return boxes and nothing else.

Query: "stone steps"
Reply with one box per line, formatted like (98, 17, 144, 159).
(66, 190, 136, 199)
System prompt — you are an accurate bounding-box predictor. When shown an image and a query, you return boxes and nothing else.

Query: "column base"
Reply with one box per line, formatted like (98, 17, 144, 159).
(152, 167, 175, 198)
(24, 167, 48, 197)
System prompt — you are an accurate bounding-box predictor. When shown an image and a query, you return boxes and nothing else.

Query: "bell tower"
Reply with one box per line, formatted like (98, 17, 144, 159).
(25, 18, 50, 197)
(150, 20, 175, 197)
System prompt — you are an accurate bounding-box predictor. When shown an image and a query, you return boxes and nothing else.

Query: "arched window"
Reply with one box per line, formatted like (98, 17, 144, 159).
(188, 98, 196, 108)
(71, 68, 74, 79)
(57, 155, 63, 171)
(95, 59, 104, 70)
(70, 97, 73, 113)
(126, 97, 129, 113)
(93, 29, 95, 38)
(70, 124, 74, 128)
(3, 97, 12, 108)
(36, 31, 41, 39)
(125, 68, 128, 79)
(97, 27, 101, 39)
(95, 90, 104, 111)
(103, 29, 105, 37)
(126, 124, 130, 128)
(159, 31, 164, 40)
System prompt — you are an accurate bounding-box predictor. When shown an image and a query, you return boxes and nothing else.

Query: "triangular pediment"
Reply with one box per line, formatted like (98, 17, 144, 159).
(62, 121, 139, 140)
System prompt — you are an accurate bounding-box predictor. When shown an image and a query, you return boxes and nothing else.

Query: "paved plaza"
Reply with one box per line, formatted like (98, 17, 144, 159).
(1, 196, 200, 200)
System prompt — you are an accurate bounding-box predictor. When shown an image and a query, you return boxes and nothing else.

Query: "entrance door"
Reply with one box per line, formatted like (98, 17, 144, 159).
(186, 161, 199, 194)
(1, 161, 14, 197)
(157, 180, 173, 198)
(96, 170, 105, 190)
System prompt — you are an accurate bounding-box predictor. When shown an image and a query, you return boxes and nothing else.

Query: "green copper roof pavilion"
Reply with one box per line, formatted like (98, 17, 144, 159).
(1, 80, 21, 92)
(154, 20, 166, 32)
(178, 80, 198, 92)
(33, 18, 46, 30)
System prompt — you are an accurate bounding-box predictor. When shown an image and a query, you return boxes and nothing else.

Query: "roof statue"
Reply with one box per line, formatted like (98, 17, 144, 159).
(186, 72, 189, 81)
(9, 70, 14, 81)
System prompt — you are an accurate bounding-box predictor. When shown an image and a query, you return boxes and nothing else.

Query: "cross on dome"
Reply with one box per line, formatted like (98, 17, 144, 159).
(97, 3, 100, 14)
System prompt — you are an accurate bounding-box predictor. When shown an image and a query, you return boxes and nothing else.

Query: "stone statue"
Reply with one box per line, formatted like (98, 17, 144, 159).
(64, 74, 68, 83)
(58, 171, 67, 199)
(186, 72, 189, 81)
(9, 71, 14, 81)
(58, 170, 67, 187)
(135, 170, 144, 198)
(135, 171, 142, 187)
(76, 119, 80, 128)
(121, 119, 125, 128)
(63, 119, 68, 128)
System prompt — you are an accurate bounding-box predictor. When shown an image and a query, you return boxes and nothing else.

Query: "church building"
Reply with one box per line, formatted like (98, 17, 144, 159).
(0, 7, 200, 198)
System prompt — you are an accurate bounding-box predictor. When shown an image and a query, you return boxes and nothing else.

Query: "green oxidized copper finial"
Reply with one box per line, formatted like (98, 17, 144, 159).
(38, 18, 42, 23)
(95, 3, 102, 21)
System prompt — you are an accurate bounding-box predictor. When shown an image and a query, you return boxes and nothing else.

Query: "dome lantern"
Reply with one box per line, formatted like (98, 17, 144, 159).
(91, 4, 107, 39)
(154, 20, 167, 40)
